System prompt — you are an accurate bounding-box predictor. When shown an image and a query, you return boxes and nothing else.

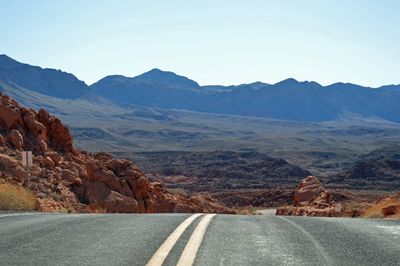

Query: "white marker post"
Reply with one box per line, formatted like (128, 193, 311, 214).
(21, 151, 33, 187)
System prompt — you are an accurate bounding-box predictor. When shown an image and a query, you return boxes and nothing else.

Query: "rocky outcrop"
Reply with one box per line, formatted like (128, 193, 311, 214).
(37, 109, 75, 153)
(151, 182, 236, 214)
(293, 176, 333, 208)
(0, 97, 23, 128)
(0, 154, 26, 182)
(276, 176, 339, 217)
(0, 93, 233, 213)
(7, 129, 23, 150)
(362, 193, 400, 219)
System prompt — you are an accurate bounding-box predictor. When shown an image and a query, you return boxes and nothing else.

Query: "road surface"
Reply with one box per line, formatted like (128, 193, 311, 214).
(0, 212, 399, 265)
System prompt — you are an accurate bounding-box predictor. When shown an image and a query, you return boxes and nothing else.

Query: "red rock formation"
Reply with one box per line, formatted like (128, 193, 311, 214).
(362, 193, 400, 219)
(7, 129, 24, 150)
(150, 182, 235, 214)
(294, 176, 332, 208)
(0, 96, 23, 129)
(0, 154, 26, 182)
(0, 134, 5, 146)
(37, 109, 75, 153)
(276, 176, 339, 217)
(0, 93, 233, 213)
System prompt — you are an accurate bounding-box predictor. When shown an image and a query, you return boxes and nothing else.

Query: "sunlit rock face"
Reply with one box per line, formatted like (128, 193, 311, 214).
(0, 93, 234, 214)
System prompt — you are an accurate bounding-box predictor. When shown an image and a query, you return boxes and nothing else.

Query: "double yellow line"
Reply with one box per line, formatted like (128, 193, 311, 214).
(146, 214, 216, 266)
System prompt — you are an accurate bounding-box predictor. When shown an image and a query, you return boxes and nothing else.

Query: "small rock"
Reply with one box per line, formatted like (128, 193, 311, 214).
(41, 156, 55, 168)
(39, 140, 48, 152)
(46, 151, 62, 165)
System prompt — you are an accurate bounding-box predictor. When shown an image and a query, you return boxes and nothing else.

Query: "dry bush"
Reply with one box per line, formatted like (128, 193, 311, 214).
(0, 183, 38, 211)
(340, 202, 366, 218)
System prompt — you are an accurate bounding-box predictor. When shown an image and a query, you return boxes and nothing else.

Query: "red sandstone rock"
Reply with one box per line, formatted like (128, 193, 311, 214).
(7, 129, 24, 150)
(37, 109, 75, 153)
(0, 154, 26, 182)
(46, 151, 62, 165)
(294, 176, 330, 206)
(150, 182, 236, 214)
(37, 198, 64, 212)
(363, 193, 400, 219)
(276, 176, 337, 217)
(83, 181, 139, 213)
(22, 109, 47, 142)
(381, 205, 400, 216)
(41, 156, 55, 168)
(0, 98, 22, 129)
(0, 93, 234, 214)
(39, 140, 48, 152)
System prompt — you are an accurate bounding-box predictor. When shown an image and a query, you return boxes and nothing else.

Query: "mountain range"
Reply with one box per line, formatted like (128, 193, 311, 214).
(1, 54, 400, 123)
(1, 54, 400, 201)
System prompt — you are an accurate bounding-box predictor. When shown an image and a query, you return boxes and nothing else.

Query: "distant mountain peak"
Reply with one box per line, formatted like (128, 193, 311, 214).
(147, 68, 164, 73)
(275, 78, 322, 88)
(0, 54, 20, 67)
(133, 68, 200, 88)
(0, 54, 88, 99)
(274, 78, 299, 86)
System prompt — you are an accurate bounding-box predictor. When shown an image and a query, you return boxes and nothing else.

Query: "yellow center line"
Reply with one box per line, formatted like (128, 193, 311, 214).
(146, 213, 203, 266)
(177, 214, 216, 266)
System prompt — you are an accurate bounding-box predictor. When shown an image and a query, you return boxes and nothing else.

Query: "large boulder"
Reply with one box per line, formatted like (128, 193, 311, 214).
(0, 96, 22, 129)
(294, 176, 331, 207)
(37, 109, 75, 153)
(86, 161, 122, 191)
(83, 181, 139, 213)
(0, 154, 26, 182)
(7, 129, 24, 150)
(45, 151, 62, 165)
(276, 176, 337, 217)
(22, 109, 47, 142)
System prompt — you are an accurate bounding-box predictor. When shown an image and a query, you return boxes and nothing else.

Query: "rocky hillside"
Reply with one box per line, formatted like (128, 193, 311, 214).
(0, 55, 89, 99)
(0, 93, 235, 213)
(326, 145, 400, 191)
(362, 193, 400, 219)
(125, 151, 311, 191)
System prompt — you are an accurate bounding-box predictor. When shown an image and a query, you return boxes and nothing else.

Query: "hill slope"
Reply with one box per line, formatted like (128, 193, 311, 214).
(0, 55, 89, 99)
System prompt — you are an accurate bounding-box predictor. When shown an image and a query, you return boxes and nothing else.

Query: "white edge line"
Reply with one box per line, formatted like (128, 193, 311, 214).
(0, 212, 38, 219)
(146, 213, 203, 266)
(278, 216, 332, 265)
(177, 214, 216, 266)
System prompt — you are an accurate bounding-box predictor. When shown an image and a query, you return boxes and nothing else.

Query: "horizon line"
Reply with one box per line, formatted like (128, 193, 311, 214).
(2, 53, 399, 89)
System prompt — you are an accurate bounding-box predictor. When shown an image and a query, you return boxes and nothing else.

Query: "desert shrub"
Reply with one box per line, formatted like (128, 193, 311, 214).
(341, 202, 365, 217)
(0, 183, 38, 211)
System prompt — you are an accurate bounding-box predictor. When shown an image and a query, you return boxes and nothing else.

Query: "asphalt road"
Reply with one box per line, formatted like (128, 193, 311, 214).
(0, 212, 399, 266)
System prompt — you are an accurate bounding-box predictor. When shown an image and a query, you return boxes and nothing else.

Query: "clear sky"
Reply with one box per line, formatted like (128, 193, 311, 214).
(1, 0, 400, 87)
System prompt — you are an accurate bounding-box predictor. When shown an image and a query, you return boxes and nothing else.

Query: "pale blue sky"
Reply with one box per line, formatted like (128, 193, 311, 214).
(1, 0, 400, 86)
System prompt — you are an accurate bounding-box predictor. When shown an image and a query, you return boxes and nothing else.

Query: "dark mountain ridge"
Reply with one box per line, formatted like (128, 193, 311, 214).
(1, 54, 400, 122)
(0, 54, 89, 99)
